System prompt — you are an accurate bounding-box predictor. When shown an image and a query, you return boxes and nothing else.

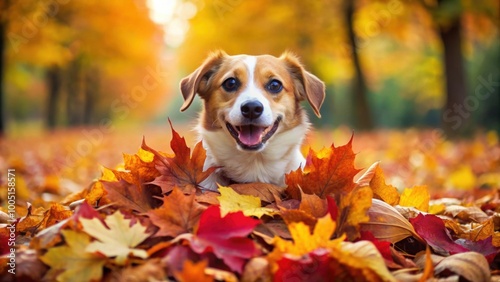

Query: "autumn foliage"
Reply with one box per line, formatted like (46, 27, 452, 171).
(1, 125, 500, 281)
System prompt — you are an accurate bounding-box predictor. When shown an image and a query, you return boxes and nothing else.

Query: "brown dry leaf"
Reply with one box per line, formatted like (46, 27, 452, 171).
(144, 124, 217, 193)
(101, 178, 162, 213)
(434, 252, 490, 282)
(443, 205, 489, 223)
(242, 257, 271, 282)
(285, 137, 361, 199)
(299, 189, 328, 218)
(174, 260, 214, 282)
(108, 258, 166, 282)
(280, 209, 317, 232)
(399, 185, 430, 212)
(335, 186, 373, 241)
(462, 218, 494, 241)
(147, 187, 206, 237)
(360, 199, 422, 243)
(230, 183, 284, 204)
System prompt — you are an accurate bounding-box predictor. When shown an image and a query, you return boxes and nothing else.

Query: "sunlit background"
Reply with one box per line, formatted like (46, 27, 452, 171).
(0, 0, 499, 198)
(1, 0, 498, 135)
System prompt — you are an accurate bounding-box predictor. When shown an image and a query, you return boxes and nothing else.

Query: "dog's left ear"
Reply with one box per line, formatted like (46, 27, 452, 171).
(180, 50, 226, 111)
(281, 52, 325, 117)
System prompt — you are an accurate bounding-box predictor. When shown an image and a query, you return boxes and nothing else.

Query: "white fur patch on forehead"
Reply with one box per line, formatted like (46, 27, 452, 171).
(242, 56, 257, 81)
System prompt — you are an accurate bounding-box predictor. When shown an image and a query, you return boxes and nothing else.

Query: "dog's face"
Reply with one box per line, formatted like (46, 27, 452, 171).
(180, 51, 325, 152)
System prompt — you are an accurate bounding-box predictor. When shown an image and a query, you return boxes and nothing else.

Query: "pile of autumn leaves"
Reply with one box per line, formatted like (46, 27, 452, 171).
(2, 126, 499, 282)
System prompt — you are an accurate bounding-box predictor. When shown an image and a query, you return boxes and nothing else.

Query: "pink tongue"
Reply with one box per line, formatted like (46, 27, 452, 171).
(238, 125, 265, 146)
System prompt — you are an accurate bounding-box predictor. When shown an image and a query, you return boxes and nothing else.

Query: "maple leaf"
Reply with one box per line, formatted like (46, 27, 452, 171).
(218, 186, 277, 218)
(80, 211, 152, 265)
(147, 187, 206, 237)
(399, 185, 430, 212)
(272, 214, 344, 256)
(40, 230, 106, 282)
(101, 178, 162, 213)
(285, 137, 361, 199)
(144, 122, 217, 193)
(270, 214, 395, 282)
(188, 205, 261, 273)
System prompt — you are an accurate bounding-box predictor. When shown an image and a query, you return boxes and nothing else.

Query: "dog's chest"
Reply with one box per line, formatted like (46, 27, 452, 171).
(200, 127, 306, 187)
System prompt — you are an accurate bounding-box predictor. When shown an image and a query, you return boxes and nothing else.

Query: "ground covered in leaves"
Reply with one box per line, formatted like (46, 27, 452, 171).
(0, 124, 499, 281)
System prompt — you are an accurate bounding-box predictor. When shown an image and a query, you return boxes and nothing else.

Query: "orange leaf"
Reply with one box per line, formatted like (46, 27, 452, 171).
(147, 187, 206, 237)
(174, 260, 213, 282)
(144, 122, 217, 193)
(418, 247, 434, 282)
(399, 185, 430, 212)
(285, 137, 361, 199)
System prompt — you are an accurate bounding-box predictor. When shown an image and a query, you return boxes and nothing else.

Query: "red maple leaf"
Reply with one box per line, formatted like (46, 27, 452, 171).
(144, 121, 217, 193)
(188, 205, 261, 273)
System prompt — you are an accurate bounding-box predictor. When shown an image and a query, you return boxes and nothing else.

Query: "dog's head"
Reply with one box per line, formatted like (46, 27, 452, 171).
(180, 51, 325, 151)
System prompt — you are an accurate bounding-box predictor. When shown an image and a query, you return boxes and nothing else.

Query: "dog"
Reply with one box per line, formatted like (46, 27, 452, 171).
(180, 50, 325, 190)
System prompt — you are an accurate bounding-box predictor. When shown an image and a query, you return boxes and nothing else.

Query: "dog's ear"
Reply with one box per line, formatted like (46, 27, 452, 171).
(281, 52, 325, 117)
(180, 50, 227, 112)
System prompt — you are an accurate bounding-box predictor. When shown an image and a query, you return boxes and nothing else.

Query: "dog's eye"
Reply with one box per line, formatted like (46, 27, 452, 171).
(267, 79, 283, 94)
(222, 77, 239, 92)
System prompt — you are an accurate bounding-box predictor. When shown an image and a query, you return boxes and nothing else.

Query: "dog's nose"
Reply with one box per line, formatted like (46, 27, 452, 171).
(241, 101, 264, 119)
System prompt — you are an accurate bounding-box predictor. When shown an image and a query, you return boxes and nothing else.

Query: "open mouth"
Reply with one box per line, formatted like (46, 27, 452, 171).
(226, 116, 282, 150)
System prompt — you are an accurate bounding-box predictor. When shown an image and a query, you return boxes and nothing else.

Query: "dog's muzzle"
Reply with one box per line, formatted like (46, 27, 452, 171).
(226, 116, 282, 151)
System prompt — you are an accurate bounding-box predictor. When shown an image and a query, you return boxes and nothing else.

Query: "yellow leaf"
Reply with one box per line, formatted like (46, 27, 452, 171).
(100, 166, 117, 182)
(272, 214, 344, 256)
(368, 163, 400, 205)
(40, 230, 106, 282)
(446, 166, 477, 190)
(80, 211, 151, 265)
(138, 147, 155, 162)
(218, 186, 277, 218)
(399, 185, 430, 212)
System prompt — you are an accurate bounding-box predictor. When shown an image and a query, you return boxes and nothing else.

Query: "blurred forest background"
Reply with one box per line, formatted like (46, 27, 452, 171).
(0, 0, 498, 137)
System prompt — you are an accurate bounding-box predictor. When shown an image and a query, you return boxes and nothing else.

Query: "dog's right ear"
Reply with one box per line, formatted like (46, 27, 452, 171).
(180, 50, 226, 112)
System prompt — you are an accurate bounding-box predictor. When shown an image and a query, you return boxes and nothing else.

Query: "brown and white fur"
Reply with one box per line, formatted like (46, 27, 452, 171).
(180, 51, 325, 190)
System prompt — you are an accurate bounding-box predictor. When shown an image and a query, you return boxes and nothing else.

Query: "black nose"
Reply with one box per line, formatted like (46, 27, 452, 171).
(241, 101, 264, 119)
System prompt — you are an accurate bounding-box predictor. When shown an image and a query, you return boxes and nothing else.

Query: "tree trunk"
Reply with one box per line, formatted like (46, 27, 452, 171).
(344, 0, 373, 130)
(83, 69, 99, 125)
(0, 20, 6, 136)
(66, 59, 84, 126)
(46, 66, 61, 129)
(439, 17, 467, 136)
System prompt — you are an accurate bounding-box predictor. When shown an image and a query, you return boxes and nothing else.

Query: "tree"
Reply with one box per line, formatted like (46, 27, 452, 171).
(343, 0, 374, 130)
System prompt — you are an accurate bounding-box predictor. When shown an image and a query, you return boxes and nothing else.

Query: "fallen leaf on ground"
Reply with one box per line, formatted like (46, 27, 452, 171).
(218, 186, 277, 218)
(80, 210, 151, 265)
(188, 205, 261, 273)
(148, 187, 206, 237)
(40, 230, 106, 282)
